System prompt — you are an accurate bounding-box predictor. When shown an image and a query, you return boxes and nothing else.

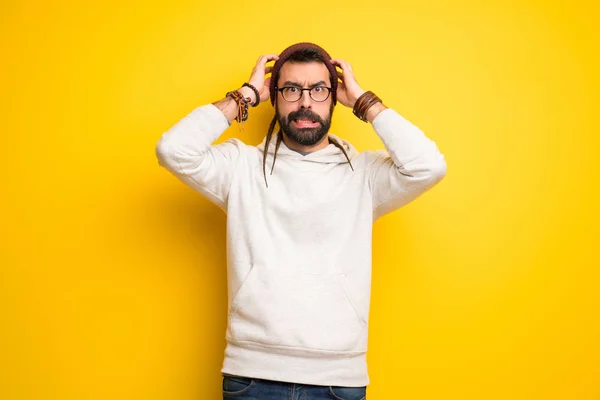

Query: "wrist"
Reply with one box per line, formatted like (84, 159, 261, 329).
(239, 86, 256, 104)
(349, 89, 366, 108)
(366, 102, 387, 123)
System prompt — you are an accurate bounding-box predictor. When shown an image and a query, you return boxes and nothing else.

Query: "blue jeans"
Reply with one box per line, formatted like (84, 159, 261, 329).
(222, 375, 367, 400)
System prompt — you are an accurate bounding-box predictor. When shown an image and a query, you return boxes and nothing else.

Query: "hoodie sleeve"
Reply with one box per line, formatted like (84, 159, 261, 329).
(367, 108, 447, 221)
(155, 104, 242, 211)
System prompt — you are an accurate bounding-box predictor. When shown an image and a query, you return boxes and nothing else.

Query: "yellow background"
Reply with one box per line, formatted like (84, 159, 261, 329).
(1, 0, 599, 399)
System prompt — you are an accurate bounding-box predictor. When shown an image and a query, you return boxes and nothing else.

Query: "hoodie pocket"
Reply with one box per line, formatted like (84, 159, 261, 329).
(228, 264, 367, 353)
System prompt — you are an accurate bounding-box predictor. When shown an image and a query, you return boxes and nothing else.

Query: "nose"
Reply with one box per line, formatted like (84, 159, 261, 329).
(299, 90, 312, 109)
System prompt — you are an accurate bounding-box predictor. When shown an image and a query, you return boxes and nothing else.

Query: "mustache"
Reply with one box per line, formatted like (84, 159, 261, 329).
(287, 109, 324, 124)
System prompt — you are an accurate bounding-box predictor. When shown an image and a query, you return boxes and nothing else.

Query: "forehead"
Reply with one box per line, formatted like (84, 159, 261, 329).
(277, 61, 330, 86)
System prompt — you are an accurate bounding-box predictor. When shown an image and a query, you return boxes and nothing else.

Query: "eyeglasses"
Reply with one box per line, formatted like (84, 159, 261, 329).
(276, 86, 332, 103)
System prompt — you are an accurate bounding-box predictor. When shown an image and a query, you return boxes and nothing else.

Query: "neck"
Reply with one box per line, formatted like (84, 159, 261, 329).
(281, 133, 330, 154)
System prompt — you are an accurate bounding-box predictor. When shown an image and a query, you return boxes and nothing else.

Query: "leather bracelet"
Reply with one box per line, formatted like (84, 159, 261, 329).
(362, 94, 381, 117)
(353, 91, 382, 122)
(354, 91, 374, 121)
(360, 96, 380, 120)
(242, 82, 260, 107)
(226, 90, 250, 123)
(227, 90, 251, 105)
(225, 91, 242, 122)
(353, 91, 372, 116)
(352, 93, 364, 117)
(357, 95, 373, 119)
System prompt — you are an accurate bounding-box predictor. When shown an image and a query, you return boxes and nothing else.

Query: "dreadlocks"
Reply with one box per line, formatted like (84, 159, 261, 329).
(262, 115, 278, 188)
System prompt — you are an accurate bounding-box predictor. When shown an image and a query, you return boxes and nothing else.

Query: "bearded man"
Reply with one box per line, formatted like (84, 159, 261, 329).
(156, 42, 447, 400)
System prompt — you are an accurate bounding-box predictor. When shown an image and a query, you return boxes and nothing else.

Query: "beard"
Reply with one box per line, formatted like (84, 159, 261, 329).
(277, 103, 334, 146)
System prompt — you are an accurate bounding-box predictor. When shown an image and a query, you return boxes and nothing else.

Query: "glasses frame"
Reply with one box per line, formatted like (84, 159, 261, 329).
(276, 86, 332, 103)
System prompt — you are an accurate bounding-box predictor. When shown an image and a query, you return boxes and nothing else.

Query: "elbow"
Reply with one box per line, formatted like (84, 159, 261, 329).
(424, 155, 447, 185)
(433, 156, 447, 181)
(155, 135, 176, 168)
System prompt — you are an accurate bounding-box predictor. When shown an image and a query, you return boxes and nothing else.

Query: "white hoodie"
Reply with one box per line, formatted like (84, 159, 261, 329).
(155, 103, 446, 387)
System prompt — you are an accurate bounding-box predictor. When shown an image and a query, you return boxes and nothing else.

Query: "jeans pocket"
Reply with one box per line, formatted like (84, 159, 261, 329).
(222, 375, 255, 397)
(329, 385, 367, 400)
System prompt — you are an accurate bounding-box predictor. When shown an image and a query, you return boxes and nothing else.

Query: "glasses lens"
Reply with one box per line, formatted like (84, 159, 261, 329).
(310, 86, 330, 102)
(281, 87, 302, 102)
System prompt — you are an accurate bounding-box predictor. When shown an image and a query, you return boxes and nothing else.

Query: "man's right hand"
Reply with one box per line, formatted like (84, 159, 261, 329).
(243, 54, 280, 104)
(213, 54, 280, 123)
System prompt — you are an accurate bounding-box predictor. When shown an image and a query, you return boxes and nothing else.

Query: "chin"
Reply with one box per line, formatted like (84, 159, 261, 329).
(286, 128, 327, 146)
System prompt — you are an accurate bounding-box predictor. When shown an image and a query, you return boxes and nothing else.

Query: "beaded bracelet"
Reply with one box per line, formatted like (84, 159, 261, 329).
(242, 82, 260, 107)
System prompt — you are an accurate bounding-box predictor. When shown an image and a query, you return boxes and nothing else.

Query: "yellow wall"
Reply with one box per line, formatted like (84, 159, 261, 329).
(1, 0, 599, 399)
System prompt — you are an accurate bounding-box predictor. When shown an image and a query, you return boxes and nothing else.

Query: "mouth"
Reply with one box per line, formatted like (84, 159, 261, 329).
(292, 118, 320, 128)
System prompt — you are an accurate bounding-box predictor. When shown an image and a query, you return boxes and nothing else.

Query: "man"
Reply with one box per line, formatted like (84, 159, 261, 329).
(155, 42, 447, 400)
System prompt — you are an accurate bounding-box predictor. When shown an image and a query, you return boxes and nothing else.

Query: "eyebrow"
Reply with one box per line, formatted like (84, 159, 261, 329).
(282, 80, 328, 88)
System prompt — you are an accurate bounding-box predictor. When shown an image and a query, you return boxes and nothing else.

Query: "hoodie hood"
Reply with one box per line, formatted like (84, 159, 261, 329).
(257, 131, 358, 165)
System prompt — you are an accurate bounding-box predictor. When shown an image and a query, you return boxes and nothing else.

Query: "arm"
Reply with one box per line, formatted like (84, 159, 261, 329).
(155, 54, 279, 210)
(368, 108, 446, 220)
(331, 59, 447, 220)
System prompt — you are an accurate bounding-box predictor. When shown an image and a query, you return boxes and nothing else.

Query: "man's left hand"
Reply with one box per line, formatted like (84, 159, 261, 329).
(330, 59, 366, 108)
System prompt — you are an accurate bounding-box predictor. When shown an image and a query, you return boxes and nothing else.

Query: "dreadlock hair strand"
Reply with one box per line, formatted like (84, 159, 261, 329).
(271, 132, 283, 175)
(262, 115, 278, 188)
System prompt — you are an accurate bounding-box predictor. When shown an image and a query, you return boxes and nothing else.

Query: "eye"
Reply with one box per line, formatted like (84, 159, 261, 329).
(287, 87, 298, 92)
(313, 86, 323, 92)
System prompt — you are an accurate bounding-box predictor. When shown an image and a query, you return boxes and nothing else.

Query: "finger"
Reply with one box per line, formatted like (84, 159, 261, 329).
(333, 60, 357, 84)
(331, 59, 351, 76)
(334, 58, 353, 69)
(336, 70, 344, 81)
(265, 66, 273, 74)
(331, 58, 350, 72)
(258, 54, 279, 60)
(256, 55, 280, 73)
(260, 54, 280, 64)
